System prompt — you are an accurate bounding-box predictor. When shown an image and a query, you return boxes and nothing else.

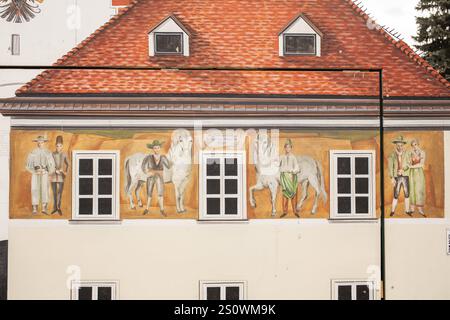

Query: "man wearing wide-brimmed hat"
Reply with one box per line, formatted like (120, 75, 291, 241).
(25, 135, 55, 215)
(387, 135, 412, 217)
(141, 139, 171, 216)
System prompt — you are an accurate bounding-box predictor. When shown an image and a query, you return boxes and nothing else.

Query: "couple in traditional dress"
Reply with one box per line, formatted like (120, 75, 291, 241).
(25, 135, 69, 215)
(388, 136, 426, 217)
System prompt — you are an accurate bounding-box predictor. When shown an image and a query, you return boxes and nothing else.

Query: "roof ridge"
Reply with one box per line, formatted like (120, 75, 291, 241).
(16, 0, 140, 95)
(345, 0, 449, 89)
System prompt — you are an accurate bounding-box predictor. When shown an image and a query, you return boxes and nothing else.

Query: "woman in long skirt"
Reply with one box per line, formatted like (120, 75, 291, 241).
(409, 139, 426, 216)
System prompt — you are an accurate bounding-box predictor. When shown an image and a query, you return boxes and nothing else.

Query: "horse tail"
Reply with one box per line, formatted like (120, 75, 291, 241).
(315, 159, 327, 204)
(124, 158, 132, 195)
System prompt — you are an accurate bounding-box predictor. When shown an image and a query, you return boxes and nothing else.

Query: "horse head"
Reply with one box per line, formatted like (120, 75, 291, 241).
(169, 129, 193, 164)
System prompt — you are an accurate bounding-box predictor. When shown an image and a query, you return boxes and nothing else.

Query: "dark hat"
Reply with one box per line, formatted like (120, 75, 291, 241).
(284, 138, 293, 147)
(147, 140, 164, 149)
(55, 135, 63, 145)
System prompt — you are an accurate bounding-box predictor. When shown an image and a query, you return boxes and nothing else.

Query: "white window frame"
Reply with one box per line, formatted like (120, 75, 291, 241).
(329, 150, 376, 220)
(331, 280, 376, 300)
(199, 151, 247, 221)
(283, 33, 317, 56)
(71, 280, 119, 300)
(11, 34, 20, 56)
(72, 151, 120, 221)
(199, 281, 246, 300)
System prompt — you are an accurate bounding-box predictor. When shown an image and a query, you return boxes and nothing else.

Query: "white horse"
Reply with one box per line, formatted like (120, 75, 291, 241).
(124, 129, 193, 213)
(249, 132, 327, 216)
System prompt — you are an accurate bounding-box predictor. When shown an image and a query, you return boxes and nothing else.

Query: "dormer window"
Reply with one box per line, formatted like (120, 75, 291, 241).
(279, 13, 322, 57)
(284, 34, 316, 55)
(155, 32, 183, 54)
(148, 15, 191, 57)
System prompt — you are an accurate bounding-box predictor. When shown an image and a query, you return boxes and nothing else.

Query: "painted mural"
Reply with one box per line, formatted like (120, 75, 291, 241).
(9, 129, 444, 220)
(0, 0, 44, 23)
(384, 131, 444, 219)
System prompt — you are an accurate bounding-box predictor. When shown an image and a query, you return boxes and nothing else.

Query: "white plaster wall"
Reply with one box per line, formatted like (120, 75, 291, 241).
(0, 115, 9, 241)
(0, 0, 115, 66)
(8, 220, 380, 300)
(385, 131, 450, 300)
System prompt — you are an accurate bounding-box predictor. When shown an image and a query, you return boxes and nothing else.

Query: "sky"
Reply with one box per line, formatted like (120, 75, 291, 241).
(358, 0, 420, 47)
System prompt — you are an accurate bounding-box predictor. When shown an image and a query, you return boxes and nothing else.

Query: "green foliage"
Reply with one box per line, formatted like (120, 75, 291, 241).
(414, 0, 450, 80)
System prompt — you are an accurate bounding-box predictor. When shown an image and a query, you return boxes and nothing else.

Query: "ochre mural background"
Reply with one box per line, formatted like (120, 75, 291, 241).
(383, 131, 444, 218)
(10, 129, 444, 219)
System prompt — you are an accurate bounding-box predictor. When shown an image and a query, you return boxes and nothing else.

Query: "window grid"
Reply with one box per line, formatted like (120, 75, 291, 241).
(332, 280, 375, 300)
(71, 281, 118, 300)
(72, 151, 119, 221)
(330, 150, 375, 219)
(200, 152, 246, 221)
(200, 281, 245, 300)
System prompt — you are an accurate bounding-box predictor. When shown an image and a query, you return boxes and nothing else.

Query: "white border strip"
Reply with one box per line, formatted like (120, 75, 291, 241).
(11, 118, 380, 128)
(384, 118, 450, 128)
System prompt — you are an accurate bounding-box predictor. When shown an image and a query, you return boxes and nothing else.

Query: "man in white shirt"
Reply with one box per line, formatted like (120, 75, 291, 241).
(280, 139, 300, 218)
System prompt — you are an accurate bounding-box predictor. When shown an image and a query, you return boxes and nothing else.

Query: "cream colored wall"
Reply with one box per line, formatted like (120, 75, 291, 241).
(0, 115, 9, 241)
(8, 220, 380, 300)
(384, 130, 450, 300)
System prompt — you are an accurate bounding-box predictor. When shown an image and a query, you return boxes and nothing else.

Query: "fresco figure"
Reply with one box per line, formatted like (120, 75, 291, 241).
(25, 135, 55, 215)
(249, 131, 327, 217)
(124, 129, 193, 214)
(142, 140, 171, 216)
(280, 139, 300, 218)
(388, 136, 412, 217)
(409, 139, 426, 217)
(50, 135, 69, 215)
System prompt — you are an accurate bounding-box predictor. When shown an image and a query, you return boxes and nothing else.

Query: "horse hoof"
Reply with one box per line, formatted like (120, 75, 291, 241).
(138, 203, 143, 208)
(131, 207, 136, 210)
(143, 209, 149, 215)
(250, 203, 256, 208)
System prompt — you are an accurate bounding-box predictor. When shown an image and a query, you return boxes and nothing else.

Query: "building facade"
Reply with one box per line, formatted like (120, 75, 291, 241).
(0, 0, 449, 300)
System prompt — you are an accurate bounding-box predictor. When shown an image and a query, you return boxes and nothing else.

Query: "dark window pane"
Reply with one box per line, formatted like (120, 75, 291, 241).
(225, 179, 238, 194)
(337, 157, 351, 175)
(98, 198, 112, 215)
(337, 285, 352, 300)
(206, 198, 220, 215)
(285, 35, 315, 54)
(156, 34, 182, 53)
(355, 197, 369, 214)
(225, 158, 238, 176)
(98, 178, 112, 195)
(98, 287, 112, 300)
(337, 197, 351, 214)
(206, 158, 220, 176)
(78, 286, 93, 300)
(355, 178, 369, 194)
(225, 286, 240, 300)
(79, 159, 93, 175)
(356, 285, 370, 300)
(355, 157, 369, 175)
(98, 159, 113, 176)
(79, 178, 93, 195)
(79, 198, 93, 215)
(337, 178, 351, 194)
(225, 198, 238, 215)
(207, 179, 220, 195)
(206, 287, 221, 300)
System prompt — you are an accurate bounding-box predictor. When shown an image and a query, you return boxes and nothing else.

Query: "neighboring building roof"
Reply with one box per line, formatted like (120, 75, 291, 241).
(13, 0, 450, 98)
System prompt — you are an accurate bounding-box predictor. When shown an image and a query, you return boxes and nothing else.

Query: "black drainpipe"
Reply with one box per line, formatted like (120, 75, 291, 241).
(379, 70, 386, 300)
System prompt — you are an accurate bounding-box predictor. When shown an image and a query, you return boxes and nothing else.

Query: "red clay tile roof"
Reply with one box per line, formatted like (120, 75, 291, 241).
(16, 0, 450, 97)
